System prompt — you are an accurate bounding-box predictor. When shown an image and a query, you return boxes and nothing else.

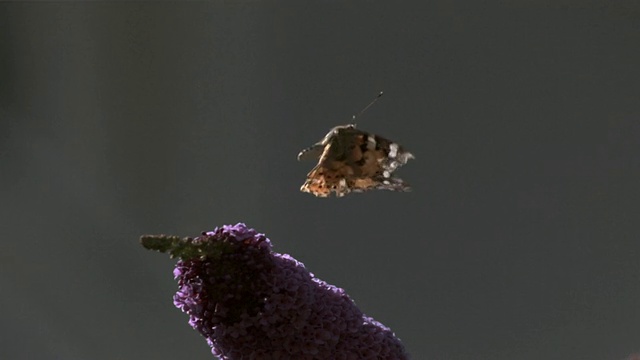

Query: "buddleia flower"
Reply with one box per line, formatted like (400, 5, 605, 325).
(141, 223, 409, 359)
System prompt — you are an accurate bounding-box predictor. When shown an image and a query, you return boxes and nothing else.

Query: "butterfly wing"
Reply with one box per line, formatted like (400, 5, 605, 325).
(300, 126, 414, 197)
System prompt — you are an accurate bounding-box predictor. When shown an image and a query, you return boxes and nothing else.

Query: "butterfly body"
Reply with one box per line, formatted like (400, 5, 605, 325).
(298, 124, 414, 197)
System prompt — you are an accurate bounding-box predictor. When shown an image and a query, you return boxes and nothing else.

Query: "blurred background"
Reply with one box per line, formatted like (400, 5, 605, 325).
(1, 2, 639, 360)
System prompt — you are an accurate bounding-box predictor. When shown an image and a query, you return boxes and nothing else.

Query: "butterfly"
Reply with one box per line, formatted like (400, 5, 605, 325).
(297, 118, 414, 198)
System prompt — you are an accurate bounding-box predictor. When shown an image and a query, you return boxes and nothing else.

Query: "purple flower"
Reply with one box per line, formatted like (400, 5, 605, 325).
(146, 223, 409, 359)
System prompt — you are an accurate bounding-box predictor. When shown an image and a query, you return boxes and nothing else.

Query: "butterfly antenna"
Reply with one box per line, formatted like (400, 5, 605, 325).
(352, 91, 384, 125)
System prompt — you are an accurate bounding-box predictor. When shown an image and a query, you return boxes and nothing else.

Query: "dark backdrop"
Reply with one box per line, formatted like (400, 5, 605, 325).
(1, 2, 639, 360)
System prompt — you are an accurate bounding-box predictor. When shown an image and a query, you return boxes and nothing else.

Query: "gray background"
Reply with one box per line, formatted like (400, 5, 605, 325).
(1, 2, 639, 360)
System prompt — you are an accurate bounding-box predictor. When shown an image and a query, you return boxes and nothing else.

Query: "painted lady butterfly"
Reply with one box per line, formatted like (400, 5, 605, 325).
(298, 122, 414, 197)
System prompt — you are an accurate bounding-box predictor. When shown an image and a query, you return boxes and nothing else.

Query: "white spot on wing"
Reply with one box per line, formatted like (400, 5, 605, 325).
(367, 136, 377, 150)
(389, 143, 398, 158)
